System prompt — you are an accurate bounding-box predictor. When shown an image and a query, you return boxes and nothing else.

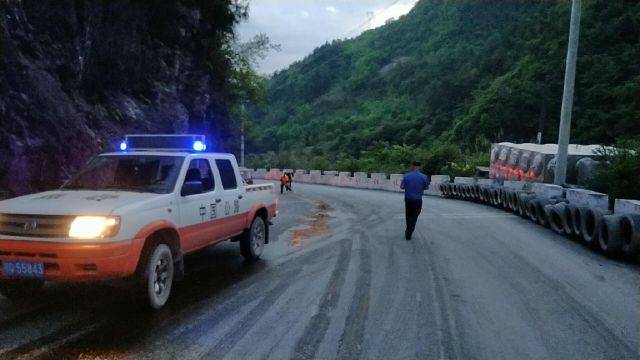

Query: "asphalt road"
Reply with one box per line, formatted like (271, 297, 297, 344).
(0, 182, 638, 359)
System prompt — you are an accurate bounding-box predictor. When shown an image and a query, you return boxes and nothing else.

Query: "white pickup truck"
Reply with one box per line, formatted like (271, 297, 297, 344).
(0, 135, 277, 309)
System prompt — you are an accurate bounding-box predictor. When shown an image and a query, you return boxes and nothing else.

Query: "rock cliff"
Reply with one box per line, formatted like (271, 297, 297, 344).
(0, 0, 242, 195)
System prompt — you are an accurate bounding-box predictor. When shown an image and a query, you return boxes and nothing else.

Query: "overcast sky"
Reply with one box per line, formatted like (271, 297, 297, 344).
(236, 0, 419, 74)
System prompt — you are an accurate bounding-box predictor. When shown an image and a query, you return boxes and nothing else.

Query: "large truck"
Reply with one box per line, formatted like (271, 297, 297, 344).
(489, 142, 606, 184)
(0, 135, 277, 309)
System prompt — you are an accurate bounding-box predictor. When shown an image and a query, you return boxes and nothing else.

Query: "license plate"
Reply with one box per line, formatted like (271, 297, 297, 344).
(2, 260, 44, 278)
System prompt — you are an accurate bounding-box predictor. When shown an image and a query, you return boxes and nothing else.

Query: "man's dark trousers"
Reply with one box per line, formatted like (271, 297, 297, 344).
(405, 199, 422, 239)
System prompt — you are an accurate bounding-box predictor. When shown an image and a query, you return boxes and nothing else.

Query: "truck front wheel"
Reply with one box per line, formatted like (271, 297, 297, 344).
(240, 216, 266, 261)
(142, 244, 174, 309)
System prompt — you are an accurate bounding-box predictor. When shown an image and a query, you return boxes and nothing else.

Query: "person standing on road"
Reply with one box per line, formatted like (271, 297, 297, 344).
(400, 161, 430, 240)
(280, 173, 289, 194)
(286, 172, 294, 191)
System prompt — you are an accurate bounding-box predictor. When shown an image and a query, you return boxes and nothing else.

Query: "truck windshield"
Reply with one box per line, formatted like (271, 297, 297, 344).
(61, 155, 185, 194)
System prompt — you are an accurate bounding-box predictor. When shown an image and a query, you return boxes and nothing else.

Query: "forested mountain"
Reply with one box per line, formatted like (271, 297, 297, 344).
(249, 0, 639, 173)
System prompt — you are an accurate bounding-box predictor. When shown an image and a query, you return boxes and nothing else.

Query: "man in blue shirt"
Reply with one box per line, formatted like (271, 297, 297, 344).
(400, 161, 430, 240)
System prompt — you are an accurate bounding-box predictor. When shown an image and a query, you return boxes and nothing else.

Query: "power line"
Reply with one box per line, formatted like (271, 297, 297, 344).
(293, 0, 408, 73)
(343, 0, 405, 38)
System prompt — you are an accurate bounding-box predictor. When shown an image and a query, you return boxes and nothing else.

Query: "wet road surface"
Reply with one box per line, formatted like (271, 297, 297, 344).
(0, 183, 638, 359)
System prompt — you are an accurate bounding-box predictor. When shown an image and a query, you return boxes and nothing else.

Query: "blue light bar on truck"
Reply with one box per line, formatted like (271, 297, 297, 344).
(121, 134, 207, 152)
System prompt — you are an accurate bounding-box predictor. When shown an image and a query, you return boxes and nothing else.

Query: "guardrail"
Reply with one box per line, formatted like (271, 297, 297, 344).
(253, 168, 450, 195)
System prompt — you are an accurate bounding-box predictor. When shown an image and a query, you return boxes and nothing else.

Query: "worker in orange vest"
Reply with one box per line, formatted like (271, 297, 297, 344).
(280, 173, 289, 194)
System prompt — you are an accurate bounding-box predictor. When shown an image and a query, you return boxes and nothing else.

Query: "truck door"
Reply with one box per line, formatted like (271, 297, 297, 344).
(177, 158, 217, 252)
(214, 158, 245, 236)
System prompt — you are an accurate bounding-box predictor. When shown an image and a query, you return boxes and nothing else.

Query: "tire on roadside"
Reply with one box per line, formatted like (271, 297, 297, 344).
(438, 183, 446, 196)
(534, 198, 553, 226)
(620, 214, 640, 256)
(518, 193, 535, 217)
(563, 203, 578, 237)
(470, 185, 478, 200)
(598, 215, 624, 256)
(465, 184, 473, 200)
(483, 187, 492, 204)
(506, 190, 515, 210)
(500, 189, 510, 210)
(444, 183, 453, 197)
(507, 191, 516, 211)
(240, 215, 267, 261)
(509, 190, 523, 212)
(468, 185, 477, 200)
(439, 183, 448, 197)
(571, 206, 589, 238)
(526, 198, 539, 222)
(546, 203, 567, 235)
(459, 184, 467, 199)
(581, 207, 611, 247)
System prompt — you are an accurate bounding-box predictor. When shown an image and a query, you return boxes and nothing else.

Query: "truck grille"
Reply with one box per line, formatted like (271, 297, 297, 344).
(0, 214, 74, 238)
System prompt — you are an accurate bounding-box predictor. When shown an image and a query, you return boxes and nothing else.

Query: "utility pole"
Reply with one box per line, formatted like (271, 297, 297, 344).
(554, 0, 581, 185)
(240, 104, 246, 168)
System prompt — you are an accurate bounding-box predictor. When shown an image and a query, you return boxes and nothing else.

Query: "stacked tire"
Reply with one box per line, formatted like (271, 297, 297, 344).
(438, 181, 640, 261)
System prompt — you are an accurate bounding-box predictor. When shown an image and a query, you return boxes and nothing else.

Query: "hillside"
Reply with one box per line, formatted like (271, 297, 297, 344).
(249, 0, 639, 173)
(0, 1, 244, 195)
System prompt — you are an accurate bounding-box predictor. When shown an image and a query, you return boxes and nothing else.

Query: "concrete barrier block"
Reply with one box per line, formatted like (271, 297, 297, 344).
(531, 183, 564, 199)
(330, 176, 342, 186)
(295, 169, 306, 175)
(323, 170, 338, 176)
(388, 174, 403, 192)
(352, 175, 369, 188)
(369, 173, 387, 189)
(614, 199, 640, 215)
(566, 188, 609, 210)
(338, 172, 351, 178)
(353, 172, 367, 178)
(427, 175, 450, 194)
(309, 171, 322, 183)
(430, 175, 450, 184)
(377, 179, 391, 190)
(454, 177, 475, 184)
(320, 174, 334, 184)
(477, 178, 497, 186)
(265, 169, 282, 180)
(503, 180, 527, 190)
(253, 169, 267, 179)
(335, 176, 350, 187)
(283, 169, 293, 174)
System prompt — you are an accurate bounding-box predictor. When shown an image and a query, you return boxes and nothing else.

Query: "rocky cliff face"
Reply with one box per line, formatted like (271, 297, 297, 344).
(0, 0, 241, 195)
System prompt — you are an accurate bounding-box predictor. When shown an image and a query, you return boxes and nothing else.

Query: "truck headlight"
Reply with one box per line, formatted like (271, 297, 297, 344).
(69, 216, 121, 239)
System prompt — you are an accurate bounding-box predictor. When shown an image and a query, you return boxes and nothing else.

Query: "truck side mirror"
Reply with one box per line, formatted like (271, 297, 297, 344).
(181, 181, 203, 196)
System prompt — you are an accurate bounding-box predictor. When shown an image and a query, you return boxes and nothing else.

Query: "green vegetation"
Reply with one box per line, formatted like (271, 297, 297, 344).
(591, 141, 640, 201)
(247, 0, 639, 176)
(246, 141, 489, 176)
